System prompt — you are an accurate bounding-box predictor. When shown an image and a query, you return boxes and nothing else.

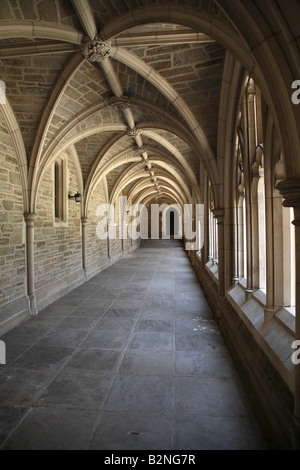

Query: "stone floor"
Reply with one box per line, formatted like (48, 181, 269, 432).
(0, 239, 269, 450)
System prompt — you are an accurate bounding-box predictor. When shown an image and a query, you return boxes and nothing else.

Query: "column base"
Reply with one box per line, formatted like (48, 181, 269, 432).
(264, 305, 275, 323)
(245, 288, 253, 301)
(28, 293, 38, 316)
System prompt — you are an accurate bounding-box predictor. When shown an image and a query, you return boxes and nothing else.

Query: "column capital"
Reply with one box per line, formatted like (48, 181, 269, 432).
(213, 208, 225, 223)
(24, 212, 37, 224)
(276, 178, 300, 208)
(276, 178, 300, 226)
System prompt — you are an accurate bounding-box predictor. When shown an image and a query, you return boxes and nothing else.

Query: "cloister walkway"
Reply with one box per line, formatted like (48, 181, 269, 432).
(0, 239, 268, 450)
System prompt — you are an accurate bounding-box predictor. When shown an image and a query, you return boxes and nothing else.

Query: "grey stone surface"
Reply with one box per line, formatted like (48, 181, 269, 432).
(0, 240, 268, 450)
(104, 375, 174, 413)
(90, 412, 173, 450)
(2, 408, 96, 450)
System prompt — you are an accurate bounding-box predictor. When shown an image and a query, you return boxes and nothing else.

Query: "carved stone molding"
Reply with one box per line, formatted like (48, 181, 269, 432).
(110, 95, 131, 110)
(127, 127, 141, 138)
(134, 145, 147, 156)
(82, 39, 111, 62)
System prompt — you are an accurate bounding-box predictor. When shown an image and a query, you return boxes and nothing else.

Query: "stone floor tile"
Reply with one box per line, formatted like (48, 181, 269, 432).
(36, 370, 113, 410)
(175, 414, 267, 450)
(105, 307, 140, 319)
(0, 406, 29, 447)
(96, 316, 135, 332)
(104, 376, 174, 413)
(81, 329, 131, 350)
(128, 332, 173, 351)
(69, 306, 108, 317)
(118, 349, 174, 376)
(65, 348, 122, 374)
(89, 412, 173, 450)
(0, 368, 55, 406)
(175, 332, 226, 354)
(175, 376, 249, 416)
(175, 351, 234, 377)
(38, 305, 76, 317)
(1, 325, 49, 346)
(36, 327, 89, 349)
(13, 345, 74, 371)
(2, 408, 96, 450)
(54, 316, 99, 330)
(139, 307, 174, 321)
(175, 317, 217, 333)
(1, 343, 31, 366)
(134, 319, 173, 333)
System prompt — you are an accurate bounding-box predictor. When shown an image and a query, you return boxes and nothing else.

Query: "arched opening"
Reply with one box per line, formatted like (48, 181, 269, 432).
(162, 204, 182, 240)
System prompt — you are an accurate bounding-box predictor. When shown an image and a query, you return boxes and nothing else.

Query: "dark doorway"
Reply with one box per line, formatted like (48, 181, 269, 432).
(170, 210, 175, 237)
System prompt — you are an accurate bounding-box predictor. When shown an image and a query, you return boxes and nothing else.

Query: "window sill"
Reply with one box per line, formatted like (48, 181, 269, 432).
(53, 219, 68, 228)
(226, 283, 295, 392)
(236, 280, 295, 335)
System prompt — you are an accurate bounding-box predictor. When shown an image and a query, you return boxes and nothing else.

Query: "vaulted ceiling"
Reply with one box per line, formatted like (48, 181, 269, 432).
(0, 0, 227, 211)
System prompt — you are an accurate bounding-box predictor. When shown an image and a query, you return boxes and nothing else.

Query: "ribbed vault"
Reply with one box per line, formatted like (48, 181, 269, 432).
(0, 0, 299, 216)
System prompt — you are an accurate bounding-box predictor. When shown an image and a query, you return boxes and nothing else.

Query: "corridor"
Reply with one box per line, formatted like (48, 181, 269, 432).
(0, 239, 268, 450)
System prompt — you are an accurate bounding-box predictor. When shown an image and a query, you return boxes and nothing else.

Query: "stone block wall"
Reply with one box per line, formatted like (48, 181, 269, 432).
(86, 178, 109, 277)
(0, 114, 26, 308)
(34, 156, 82, 309)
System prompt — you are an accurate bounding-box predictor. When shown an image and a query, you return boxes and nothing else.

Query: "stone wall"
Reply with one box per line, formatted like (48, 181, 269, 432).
(86, 178, 109, 277)
(34, 156, 83, 310)
(0, 114, 26, 308)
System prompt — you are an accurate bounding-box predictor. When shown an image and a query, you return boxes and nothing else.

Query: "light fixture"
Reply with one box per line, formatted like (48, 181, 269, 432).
(68, 192, 82, 202)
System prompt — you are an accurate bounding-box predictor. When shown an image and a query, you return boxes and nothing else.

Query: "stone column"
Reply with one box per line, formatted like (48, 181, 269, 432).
(213, 209, 225, 321)
(24, 213, 38, 315)
(81, 217, 88, 280)
(213, 209, 225, 296)
(277, 178, 300, 448)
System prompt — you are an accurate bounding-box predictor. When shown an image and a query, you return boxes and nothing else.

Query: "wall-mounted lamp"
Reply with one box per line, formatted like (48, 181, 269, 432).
(68, 192, 82, 203)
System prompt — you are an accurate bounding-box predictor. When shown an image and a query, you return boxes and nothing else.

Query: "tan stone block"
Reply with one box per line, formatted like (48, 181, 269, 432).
(0, 278, 10, 288)
(9, 171, 21, 186)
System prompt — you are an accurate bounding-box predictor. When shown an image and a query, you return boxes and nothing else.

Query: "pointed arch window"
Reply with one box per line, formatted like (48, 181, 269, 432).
(53, 157, 68, 225)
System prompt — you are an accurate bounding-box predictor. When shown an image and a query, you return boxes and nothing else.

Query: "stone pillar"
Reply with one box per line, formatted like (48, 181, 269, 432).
(107, 219, 111, 259)
(232, 204, 239, 285)
(277, 178, 300, 448)
(24, 213, 38, 315)
(213, 209, 225, 321)
(81, 217, 88, 280)
(213, 209, 225, 296)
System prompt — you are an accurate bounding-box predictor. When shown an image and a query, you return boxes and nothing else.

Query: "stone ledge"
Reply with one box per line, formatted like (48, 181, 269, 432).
(275, 308, 296, 337)
(226, 284, 294, 393)
(0, 296, 30, 336)
(205, 260, 219, 283)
